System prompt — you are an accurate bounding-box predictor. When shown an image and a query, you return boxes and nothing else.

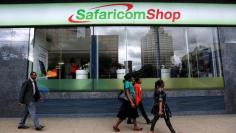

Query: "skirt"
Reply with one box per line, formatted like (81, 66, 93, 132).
(117, 100, 139, 120)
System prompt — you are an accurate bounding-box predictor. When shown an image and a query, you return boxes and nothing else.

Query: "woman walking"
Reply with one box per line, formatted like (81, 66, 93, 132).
(149, 79, 176, 133)
(113, 73, 142, 132)
(127, 77, 151, 124)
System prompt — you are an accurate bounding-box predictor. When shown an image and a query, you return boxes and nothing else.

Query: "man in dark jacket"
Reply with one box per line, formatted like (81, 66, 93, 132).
(18, 72, 44, 131)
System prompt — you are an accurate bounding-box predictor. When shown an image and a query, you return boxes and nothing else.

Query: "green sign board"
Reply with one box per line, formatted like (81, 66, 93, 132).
(0, 2, 236, 26)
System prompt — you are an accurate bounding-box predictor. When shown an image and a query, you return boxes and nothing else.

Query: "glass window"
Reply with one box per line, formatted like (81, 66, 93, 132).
(94, 26, 159, 79)
(0, 28, 30, 61)
(160, 27, 189, 78)
(32, 27, 92, 91)
(0, 28, 30, 87)
(139, 27, 161, 78)
(33, 27, 91, 79)
(93, 26, 124, 79)
(187, 27, 222, 77)
(161, 27, 222, 78)
(93, 26, 160, 91)
(92, 26, 224, 90)
(28, 26, 224, 91)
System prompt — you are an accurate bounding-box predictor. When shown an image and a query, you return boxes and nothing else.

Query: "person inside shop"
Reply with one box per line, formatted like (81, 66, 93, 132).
(69, 58, 78, 79)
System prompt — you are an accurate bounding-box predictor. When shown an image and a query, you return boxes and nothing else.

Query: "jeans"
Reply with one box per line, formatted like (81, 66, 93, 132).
(19, 102, 40, 128)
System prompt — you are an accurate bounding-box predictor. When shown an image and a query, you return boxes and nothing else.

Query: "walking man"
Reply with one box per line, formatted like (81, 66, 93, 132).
(18, 72, 44, 131)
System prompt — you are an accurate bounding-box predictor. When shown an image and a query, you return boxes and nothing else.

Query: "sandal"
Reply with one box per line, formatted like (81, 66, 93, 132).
(133, 127, 143, 131)
(113, 126, 120, 132)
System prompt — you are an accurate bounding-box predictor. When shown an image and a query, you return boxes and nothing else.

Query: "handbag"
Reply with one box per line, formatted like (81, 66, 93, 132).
(118, 90, 128, 101)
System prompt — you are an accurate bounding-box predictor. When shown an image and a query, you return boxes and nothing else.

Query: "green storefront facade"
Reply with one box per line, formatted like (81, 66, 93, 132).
(0, 1, 236, 116)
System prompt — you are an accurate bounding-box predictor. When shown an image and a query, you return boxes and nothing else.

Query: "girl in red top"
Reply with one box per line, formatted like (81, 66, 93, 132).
(127, 77, 152, 124)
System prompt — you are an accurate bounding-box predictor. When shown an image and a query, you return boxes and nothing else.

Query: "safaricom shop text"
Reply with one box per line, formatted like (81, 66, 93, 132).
(76, 9, 181, 22)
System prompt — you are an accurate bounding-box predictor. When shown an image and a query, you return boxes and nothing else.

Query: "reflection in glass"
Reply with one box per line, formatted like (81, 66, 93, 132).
(94, 27, 124, 78)
(25, 26, 224, 91)
(94, 26, 157, 79)
(0, 28, 29, 42)
(219, 27, 236, 44)
(0, 28, 30, 61)
(161, 27, 222, 78)
(93, 26, 223, 79)
(139, 27, 159, 77)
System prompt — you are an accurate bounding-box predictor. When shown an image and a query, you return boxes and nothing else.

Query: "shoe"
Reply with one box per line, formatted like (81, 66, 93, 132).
(18, 125, 29, 129)
(113, 125, 120, 132)
(35, 127, 43, 131)
(39, 125, 45, 128)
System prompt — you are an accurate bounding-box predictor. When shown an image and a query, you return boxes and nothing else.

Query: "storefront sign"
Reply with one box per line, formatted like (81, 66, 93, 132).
(0, 2, 236, 26)
(68, 3, 181, 23)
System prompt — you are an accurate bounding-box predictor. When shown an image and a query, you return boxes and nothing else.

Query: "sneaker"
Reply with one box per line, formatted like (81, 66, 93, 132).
(18, 125, 29, 129)
(35, 127, 43, 131)
(35, 126, 44, 131)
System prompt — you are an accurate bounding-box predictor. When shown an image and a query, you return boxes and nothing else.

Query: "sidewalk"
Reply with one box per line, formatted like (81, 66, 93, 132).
(0, 115, 236, 133)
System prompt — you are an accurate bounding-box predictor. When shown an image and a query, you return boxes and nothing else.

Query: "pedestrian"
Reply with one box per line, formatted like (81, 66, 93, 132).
(113, 73, 142, 132)
(18, 72, 44, 131)
(127, 77, 152, 124)
(69, 58, 78, 79)
(149, 79, 176, 133)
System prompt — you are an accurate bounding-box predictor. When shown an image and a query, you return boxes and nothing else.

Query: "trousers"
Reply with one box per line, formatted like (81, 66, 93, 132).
(19, 101, 40, 128)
